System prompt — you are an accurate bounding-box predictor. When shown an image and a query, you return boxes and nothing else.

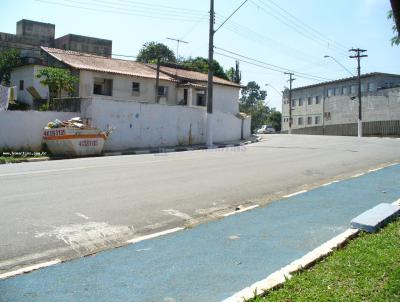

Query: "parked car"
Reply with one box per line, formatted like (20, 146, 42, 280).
(257, 125, 276, 134)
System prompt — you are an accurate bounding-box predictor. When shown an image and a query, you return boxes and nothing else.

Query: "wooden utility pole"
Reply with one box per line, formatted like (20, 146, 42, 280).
(349, 48, 368, 137)
(155, 57, 161, 103)
(284, 72, 295, 134)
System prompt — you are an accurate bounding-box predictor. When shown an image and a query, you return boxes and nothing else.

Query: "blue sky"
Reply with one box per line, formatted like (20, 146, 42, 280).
(1, 0, 399, 110)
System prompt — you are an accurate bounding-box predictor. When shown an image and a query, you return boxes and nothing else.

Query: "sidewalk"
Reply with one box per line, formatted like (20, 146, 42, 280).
(0, 164, 399, 302)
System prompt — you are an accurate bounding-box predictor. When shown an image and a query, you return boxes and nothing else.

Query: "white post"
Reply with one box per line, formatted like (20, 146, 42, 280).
(206, 113, 213, 147)
(188, 88, 193, 107)
(358, 119, 362, 137)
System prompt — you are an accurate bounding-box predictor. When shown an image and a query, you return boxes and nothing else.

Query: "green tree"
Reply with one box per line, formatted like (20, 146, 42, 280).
(226, 60, 241, 84)
(36, 67, 78, 102)
(239, 81, 269, 132)
(182, 57, 229, 80)
(136, 42, 176, 63)
(388, 10, 400, 46)
(266, 109, 282, 132)
(0, 49, 20, 85)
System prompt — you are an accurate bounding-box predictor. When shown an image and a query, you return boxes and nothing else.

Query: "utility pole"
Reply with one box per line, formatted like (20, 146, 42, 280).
(349, 48, 368, 137)
(155, 57, 161, 103)
(206, 0, 215, 147)
(284, 72, 295, 134)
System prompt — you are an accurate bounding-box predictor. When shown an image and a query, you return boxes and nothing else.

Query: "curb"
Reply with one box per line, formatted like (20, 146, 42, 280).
(222, 228, 360, 302)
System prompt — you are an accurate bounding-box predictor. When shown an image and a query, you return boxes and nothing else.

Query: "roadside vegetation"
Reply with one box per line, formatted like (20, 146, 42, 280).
(250, 219, 400, 302)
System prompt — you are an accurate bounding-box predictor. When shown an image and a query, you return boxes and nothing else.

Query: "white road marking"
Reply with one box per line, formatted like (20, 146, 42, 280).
(35, 222, 132, 253)
(223, 205, 259, 217)
(321, 180, 339, 187)
(162, 209, 193, 221)
(0, 167, 89, 177)
(351, 172, 365, 178)
(0, 259, 61, 280)
(126, 227, 183, 245)
(75, 213, 90, 220)
(283, 190, 307, 198)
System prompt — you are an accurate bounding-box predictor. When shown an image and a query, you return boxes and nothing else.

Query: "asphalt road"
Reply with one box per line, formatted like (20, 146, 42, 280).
(1, 134, 399, 272)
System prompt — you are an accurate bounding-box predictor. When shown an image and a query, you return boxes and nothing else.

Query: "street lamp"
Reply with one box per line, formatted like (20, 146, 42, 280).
(323, 55, 354, 77)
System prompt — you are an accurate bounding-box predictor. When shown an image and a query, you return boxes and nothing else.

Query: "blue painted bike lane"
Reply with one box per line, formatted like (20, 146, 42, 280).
(1, 164, 399, 302)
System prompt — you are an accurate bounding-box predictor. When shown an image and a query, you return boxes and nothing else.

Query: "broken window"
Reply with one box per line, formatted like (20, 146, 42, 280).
(93, 78, 113, 96)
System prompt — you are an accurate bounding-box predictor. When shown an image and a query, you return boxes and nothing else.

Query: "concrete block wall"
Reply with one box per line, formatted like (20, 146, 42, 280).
(81, 98, 251, 151)
(0, 111, 78, 151)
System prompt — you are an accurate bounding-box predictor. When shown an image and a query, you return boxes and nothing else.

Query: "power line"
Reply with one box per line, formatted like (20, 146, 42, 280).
(265, 0, 349, 51)
(35, 0, 209, 22)
(214, 0, 248, 33)
(215, 46, 333, 81)
(250, 0, 348, 57)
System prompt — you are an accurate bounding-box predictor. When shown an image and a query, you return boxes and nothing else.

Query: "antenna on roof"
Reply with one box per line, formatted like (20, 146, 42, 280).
(166, 37, 189, 76)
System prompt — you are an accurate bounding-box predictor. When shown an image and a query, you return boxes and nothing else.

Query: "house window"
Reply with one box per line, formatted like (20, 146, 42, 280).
(291, 99, 296, 107)
(368, 82, 376, 92)
(183, 89, 188, 104)
(315, 96, 321, 104)
(196, 92, 206, 106)
(19, 80, 24, 91)
(132, 82, 140, 96)
(334, 87, 341, 96)
(298, 98, 304, 106)
(298, 117, 304, 125)
(307, 97, 312, 105)
(327, 88, 333, 97)
(93, 78, 113, 96)
(342, 86, 348, 95)
(158, 86, 168, 98)
(315, 116, 321, 124)
(350, 85, 357, 94)
(307, 116, 312, 125)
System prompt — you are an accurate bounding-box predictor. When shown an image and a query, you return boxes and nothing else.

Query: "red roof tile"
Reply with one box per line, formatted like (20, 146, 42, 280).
(41, 47, 176, 82)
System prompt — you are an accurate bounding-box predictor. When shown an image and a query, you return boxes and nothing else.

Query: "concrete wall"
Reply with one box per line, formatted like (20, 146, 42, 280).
(213, 84, 240, 114)
(81, 98, 250, 151)
(10, 65, 49, 105)
(0, 111, 78, 151)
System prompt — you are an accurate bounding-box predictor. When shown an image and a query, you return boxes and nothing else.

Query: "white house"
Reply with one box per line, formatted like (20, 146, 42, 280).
(11, 47, 242, 115)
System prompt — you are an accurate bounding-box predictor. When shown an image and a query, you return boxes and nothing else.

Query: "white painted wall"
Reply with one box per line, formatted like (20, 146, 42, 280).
(213, 84, 240, 114)
(81, 98, 251, 151)
(0, 111, 78, 151)
(10, 65, 49, 105)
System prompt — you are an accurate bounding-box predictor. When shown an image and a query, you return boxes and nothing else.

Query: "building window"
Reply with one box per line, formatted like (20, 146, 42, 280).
(19, 80, 24, 91)
(307, 97, 312, 105)
(367, 82, 376, 92)
(298, 117, 304, 125)
(350, 85, 357, 94)
(196, 92, 206, 106)
(334, 87, 341, 96)
(315, 96, 321, 104)
(132, 82, 140, 96)
(93, 78, 113, 96)
(315, 116, 321, 124)
(327, 88, 333, 97)
(298, 98, 304, 106)
(342, 86, 348, 95)
(158, 86, 168, 98)
(307, 116, 312, 125)
(291, 99, 296, 107)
